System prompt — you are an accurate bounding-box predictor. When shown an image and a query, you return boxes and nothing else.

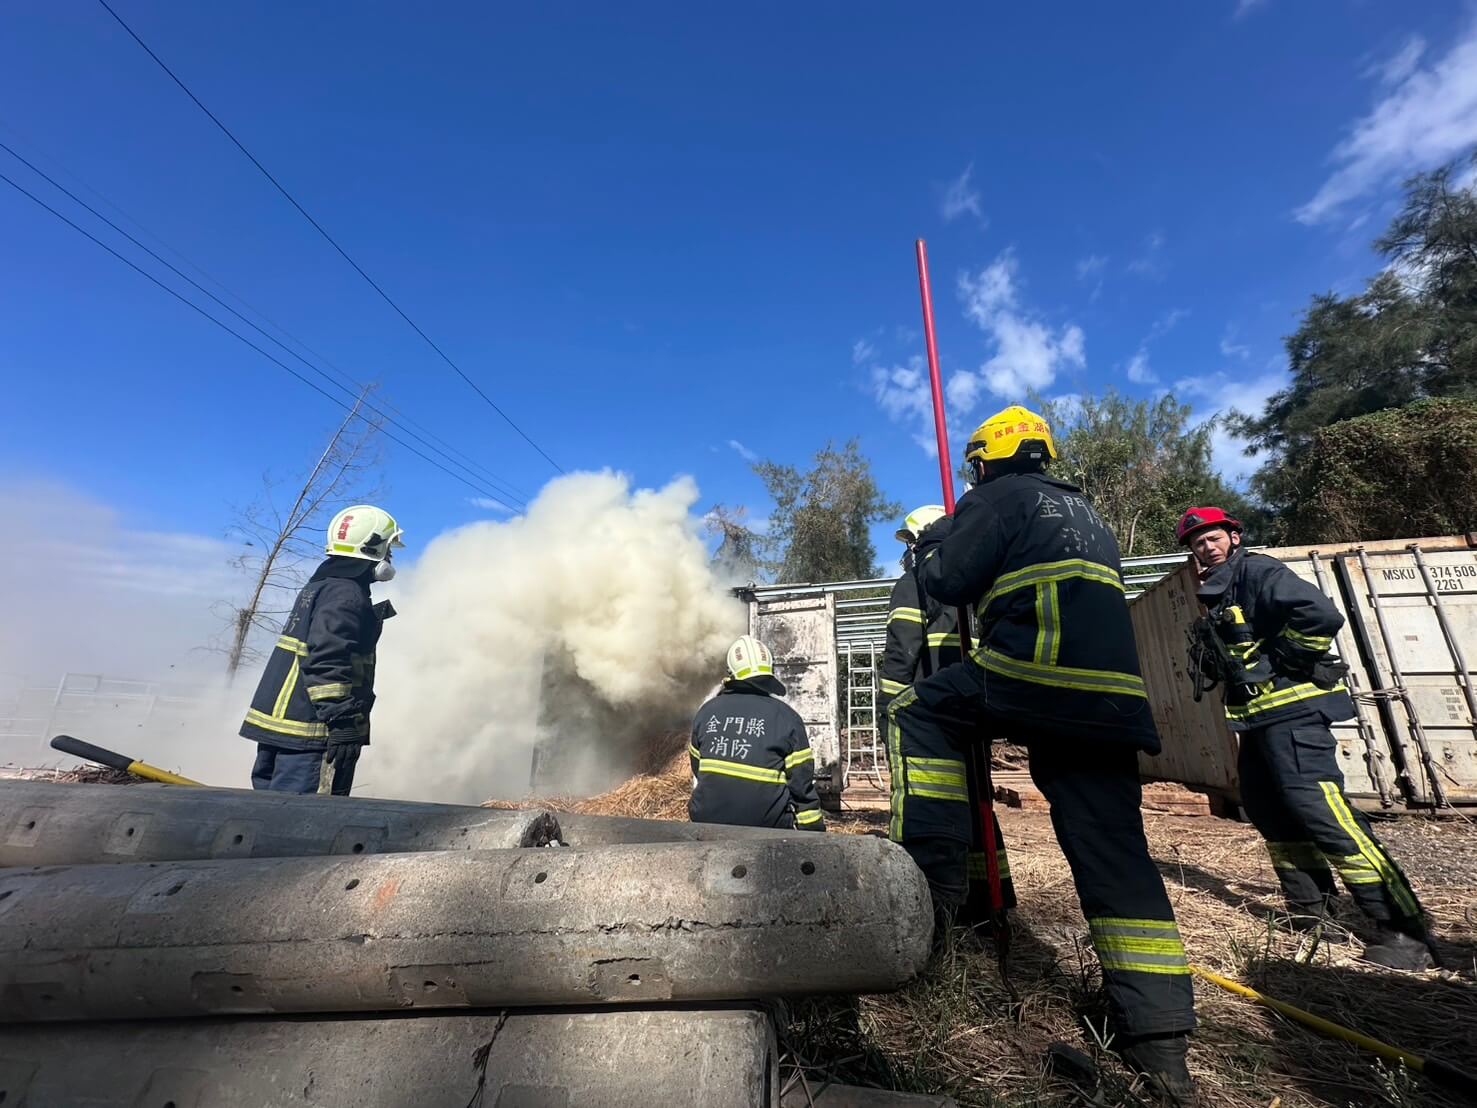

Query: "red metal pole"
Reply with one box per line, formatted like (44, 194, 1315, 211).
(913, 239, 1004, 922)
(915, 240, 960, 517)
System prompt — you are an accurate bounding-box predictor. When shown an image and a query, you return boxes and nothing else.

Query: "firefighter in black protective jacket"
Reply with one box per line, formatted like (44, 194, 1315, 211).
(239, 505, 402, 796)
(1178, 507, 1431, 971)
(689, 635, 826, 831)
(892, 405, 1196, 1104)
(882, 505, 1014, 912)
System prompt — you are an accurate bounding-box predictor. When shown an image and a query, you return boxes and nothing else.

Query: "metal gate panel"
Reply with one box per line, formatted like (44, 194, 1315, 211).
(748, 594, 842, 796)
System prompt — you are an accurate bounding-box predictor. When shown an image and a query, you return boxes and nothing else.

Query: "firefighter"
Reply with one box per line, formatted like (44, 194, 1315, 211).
(240, 505, 402, 796)
(882, 506, 1014, 913)
(1177, 507, 1431, 970)
(689, 635, 826, 832)
(890, 405, 1196, 1103)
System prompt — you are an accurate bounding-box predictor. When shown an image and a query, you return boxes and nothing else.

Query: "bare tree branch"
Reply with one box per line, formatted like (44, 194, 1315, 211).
(215, 387, 386, 679)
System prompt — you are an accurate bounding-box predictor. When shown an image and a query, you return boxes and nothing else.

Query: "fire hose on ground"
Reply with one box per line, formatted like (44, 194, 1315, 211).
(1190, 966, 1477, 1098)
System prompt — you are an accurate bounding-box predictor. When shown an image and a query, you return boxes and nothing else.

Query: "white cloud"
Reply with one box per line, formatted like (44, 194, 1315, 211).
(851, 338, 877, 365)
(1075, 253, 1108, 302)
(1298, 23, 1477, 223)
(1148, 307, 1188, 340)
(1121, 308, 1185, 387)
(953, 251, 1087, 400)
(469, 496, 517, 514)
(1126, 350, 1158, 385)
(940, 163, 985, 225)
(1234, 0, 1267, 20)
(1048, 392, 1084, 425)
(1126, 231, 1167, 278)
(1174, 369, 1288, 484)
(870, 357, 940, 456)
(946, 369, 983, 413)
(1219, 326, 1252, 360)
(1366, 35, 1427, 89)
(727, 439, 759, 463)
(3, 480, 241, 687)
(1075, 254, 1107, 281)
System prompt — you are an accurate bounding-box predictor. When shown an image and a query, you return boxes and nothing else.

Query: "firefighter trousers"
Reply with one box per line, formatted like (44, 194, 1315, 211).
(889, 661, 1196, 1038)
(1238, 715, 1423, 928)
(250, 743, 355, 797)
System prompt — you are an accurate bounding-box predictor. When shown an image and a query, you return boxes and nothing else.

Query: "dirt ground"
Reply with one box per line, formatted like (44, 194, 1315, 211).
(795, 806, 1477, 1108)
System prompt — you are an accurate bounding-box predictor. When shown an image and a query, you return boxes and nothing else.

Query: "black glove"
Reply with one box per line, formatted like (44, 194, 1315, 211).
(1266, 639, 1316, 682)
(914, 515, 954, 561)
(324, 731, 365, 772)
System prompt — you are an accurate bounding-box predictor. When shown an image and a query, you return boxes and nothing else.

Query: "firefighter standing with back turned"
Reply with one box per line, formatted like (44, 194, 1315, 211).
(890, 405, 1196, 1105)
(882, 506, 1015, 914)
(239, 505, 403, 796)
(689, 635, 826, 832)
(1177, 507, 1432, 970)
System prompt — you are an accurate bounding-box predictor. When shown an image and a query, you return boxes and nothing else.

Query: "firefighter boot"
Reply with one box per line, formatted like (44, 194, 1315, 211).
(1362, 924, 1434, 972)
(1120, 1034, 1195, 1107)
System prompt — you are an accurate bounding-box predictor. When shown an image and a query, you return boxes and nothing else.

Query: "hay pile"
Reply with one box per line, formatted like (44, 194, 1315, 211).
(0, 763, 137, 785)
(484, 731, 692, 820)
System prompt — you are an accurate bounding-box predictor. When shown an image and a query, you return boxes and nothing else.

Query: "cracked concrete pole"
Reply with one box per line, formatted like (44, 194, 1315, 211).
(0, 780, 794, 867)
(0, 835, 932, 1021)
(0, 1006, 779, 1107)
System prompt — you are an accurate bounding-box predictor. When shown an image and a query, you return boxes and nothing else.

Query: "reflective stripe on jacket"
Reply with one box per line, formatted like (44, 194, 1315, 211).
(1198, 550, 1354, 730)
(239, 558, 387, 751)
(879, 569, 963, 710)
(688, 683, 825, 831)
(918, 472, 1159, 752)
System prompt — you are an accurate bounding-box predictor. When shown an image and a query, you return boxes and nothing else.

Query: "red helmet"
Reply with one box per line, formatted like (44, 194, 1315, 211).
(1177, 507, 1242, 545)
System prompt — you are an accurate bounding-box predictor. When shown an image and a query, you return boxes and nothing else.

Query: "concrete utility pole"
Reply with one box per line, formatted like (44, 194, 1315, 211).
(0, 1007, 779, 1107)
(0, 779, 804, 867)
(0, 835, 932, 1021)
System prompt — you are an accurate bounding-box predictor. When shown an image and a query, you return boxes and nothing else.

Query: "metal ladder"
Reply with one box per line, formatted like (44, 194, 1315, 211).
(843, 641, 883, 782)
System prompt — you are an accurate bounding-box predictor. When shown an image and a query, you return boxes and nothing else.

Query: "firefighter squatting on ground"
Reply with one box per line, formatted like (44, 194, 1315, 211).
(225, 419, 1445, 1108)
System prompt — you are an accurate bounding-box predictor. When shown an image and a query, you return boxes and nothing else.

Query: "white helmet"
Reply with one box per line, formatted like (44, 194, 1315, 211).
(326, 506, 404, 562)
(896, 504, 946, 543)
(725, 635, 786, 696)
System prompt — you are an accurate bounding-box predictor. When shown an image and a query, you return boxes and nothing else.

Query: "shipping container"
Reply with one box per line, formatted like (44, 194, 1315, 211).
(1131, 536, 1477, 811)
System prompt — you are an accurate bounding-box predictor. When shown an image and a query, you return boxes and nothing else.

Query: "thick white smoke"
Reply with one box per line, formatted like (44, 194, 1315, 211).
(365, 472, 745, 804)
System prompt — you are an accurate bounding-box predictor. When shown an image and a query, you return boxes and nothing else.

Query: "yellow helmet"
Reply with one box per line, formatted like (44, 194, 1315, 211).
(964, 405, 1058, 466)
(896, 505, 946, 543)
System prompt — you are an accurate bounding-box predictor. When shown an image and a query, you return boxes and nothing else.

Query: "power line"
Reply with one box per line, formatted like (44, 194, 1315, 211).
(28, 124, 525, 499)
(0, 138, 528, 508)
(96, 0, 565, 474)
(0, 166, 523, 510)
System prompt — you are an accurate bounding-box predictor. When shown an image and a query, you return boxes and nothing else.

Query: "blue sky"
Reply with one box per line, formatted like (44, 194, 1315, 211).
(4, 0, 1476, 595)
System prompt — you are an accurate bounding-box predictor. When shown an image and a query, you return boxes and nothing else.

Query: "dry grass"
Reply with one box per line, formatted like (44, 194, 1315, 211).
(483, 732, 693, 821)
(0, 763, 138, 785)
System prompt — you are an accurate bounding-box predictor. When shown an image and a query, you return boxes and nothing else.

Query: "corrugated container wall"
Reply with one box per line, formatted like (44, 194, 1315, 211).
(1132, 536, 1477, 811)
